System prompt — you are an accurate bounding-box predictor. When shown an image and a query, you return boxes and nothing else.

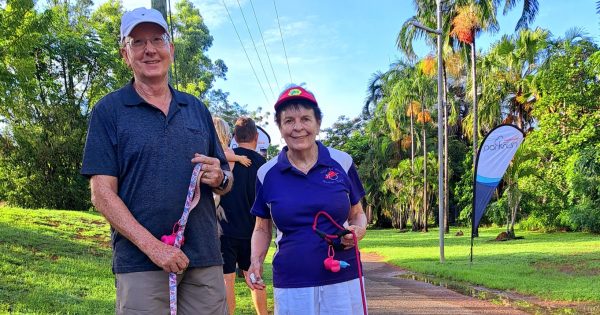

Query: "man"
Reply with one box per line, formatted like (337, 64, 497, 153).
(219, 117, 268, 315)
(81, 7, 231, 314)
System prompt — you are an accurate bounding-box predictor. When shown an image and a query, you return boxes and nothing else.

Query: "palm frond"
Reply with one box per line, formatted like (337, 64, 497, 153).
(514, 0, 539, 31)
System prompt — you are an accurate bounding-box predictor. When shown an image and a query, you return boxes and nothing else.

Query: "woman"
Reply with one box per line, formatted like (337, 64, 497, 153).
(246, 84, 368, 314)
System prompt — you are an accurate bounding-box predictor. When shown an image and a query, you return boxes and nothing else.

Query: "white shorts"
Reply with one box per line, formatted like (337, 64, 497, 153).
(273, 278, 367, 315)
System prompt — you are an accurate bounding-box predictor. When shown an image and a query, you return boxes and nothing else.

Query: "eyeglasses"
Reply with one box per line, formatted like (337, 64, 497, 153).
(126, 33, 170, 50)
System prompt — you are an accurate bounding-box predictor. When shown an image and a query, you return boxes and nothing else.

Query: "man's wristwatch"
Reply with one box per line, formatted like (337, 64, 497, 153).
(218, 172, 229, 190)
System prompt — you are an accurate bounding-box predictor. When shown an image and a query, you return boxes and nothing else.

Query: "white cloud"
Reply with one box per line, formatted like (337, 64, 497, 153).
(193, 0, 248, 29)
(121, 0, 151, 10)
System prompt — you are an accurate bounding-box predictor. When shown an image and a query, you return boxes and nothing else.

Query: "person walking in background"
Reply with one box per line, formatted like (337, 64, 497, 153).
(213, 117, 252, 170)
(219, 117, 268, 315)
(81, 7, 231, 314)
(246, 84, 368, 314)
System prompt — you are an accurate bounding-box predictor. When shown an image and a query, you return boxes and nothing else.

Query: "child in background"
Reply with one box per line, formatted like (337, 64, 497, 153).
(213, 117, 252, 171)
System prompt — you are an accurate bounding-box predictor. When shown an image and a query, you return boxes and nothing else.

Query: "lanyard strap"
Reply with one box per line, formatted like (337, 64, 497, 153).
(312, 210, 368, 315)
(169, 163, 203, 315)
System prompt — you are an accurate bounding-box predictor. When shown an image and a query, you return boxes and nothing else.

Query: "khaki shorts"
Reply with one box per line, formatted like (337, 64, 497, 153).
(115, 266, 227, 315)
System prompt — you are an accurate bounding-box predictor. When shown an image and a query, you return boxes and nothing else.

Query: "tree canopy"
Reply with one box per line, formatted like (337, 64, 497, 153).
(0, 0, 236, 209)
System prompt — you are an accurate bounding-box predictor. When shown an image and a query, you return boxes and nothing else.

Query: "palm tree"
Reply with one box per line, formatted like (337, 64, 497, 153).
(362, 61, 416, 227)
(479, 28, 549, 132)
(414, 60, 436, 231)
(363, 71, 385, 119)
(501, 0, 539, 31)
(397, 0, 540, 233)
(407, 99, 419, 227)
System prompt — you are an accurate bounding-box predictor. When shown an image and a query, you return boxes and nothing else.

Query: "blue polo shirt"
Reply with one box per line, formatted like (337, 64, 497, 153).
(81, 81, 228, 274)
(251, 141, 365, 288)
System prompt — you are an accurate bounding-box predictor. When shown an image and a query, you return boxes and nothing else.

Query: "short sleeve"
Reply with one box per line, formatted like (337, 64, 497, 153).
(347, 163, 365, 205)
(81, 102, 118, 178)
(251, 179, 271, 219)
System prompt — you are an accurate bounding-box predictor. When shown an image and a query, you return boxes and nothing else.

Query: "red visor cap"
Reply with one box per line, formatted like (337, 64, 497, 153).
(274, 86, 318, 110)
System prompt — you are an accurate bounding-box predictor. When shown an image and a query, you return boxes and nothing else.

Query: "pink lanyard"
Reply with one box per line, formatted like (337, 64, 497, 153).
(167, 163, 203, 315)
(312, 210, 368, 315)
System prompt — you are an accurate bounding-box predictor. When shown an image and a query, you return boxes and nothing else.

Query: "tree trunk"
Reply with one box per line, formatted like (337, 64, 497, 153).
(509, 203, 518, 238)
(509, 187, 521, 239)
(410, 107, 417, 231)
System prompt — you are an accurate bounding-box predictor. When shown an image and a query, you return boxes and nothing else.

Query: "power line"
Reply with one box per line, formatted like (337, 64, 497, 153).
(235, 0, 275, 98)
(249, 0, 279, 90)
(222, 0, 270, 106)
(273, 0, 292, 84)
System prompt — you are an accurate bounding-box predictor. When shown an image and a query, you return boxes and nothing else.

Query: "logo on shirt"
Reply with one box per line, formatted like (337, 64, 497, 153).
(322, 168, 342, 184)
(325, 170, 338, 180)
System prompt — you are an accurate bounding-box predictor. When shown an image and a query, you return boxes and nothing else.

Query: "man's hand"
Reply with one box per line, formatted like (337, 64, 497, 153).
(145, 239, 190, 273)
(192, 154, 224, 188)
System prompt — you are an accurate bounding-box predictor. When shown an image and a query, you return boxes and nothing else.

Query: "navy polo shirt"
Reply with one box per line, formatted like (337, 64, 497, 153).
(251, 141, 365, 288)
(81, 81, 228, 274)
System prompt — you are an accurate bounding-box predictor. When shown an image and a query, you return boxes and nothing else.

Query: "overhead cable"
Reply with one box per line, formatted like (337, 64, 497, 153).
(273, 0, 293, 84)
(236, 0, 275, 98)
(249, 0, 279, 90)
(222, 0, 271, 106)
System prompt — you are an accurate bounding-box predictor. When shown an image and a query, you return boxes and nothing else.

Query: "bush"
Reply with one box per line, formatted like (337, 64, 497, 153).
(517, 215, 548, 231)
(564, 145, 600, 232)
(566, 202, 600, 233)
(486, 198, 508, 227)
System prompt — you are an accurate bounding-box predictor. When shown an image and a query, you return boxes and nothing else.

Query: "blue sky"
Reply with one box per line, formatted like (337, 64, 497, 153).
(121, 0, 599, 145)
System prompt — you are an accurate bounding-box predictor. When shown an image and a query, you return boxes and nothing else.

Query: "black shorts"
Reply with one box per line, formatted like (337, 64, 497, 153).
(220, 236, 251, 274)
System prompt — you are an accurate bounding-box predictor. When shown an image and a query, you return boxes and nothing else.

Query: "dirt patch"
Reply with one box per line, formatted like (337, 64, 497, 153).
(80, 218, 107, 226)
(533, 261, 600, 276)
(87, 247, 109, 257)
(35, 219, 61, 227)
(74, 232, 111, 248)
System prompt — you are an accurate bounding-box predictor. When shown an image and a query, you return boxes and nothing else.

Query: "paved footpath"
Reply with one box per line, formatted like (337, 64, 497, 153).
(362, 254, 528, 315)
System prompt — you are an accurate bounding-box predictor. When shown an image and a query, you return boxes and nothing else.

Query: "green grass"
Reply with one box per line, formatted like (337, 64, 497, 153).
(231, 252, 275, 314)
(0, 207, 274, 314)
(3, 206, 600, 314)
(361, 226, 600, 302)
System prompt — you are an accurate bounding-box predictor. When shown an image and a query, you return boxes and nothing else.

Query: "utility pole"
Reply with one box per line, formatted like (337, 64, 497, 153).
(411, 0, 445, 263)
(151, 0, 178, 88)
(436, 0, 445, 263)
(151, 0, 167, 20)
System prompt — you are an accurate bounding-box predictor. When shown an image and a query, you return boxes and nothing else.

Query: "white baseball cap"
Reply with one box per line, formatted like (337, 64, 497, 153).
(120, 7, 169, 42)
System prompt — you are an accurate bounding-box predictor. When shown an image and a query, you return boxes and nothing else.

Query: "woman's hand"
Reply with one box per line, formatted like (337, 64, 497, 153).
(245, 261, 266, 290)
(342, 225, 366, 249)
(237, 155, 252, 167)
(343, 202, 367, 249)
